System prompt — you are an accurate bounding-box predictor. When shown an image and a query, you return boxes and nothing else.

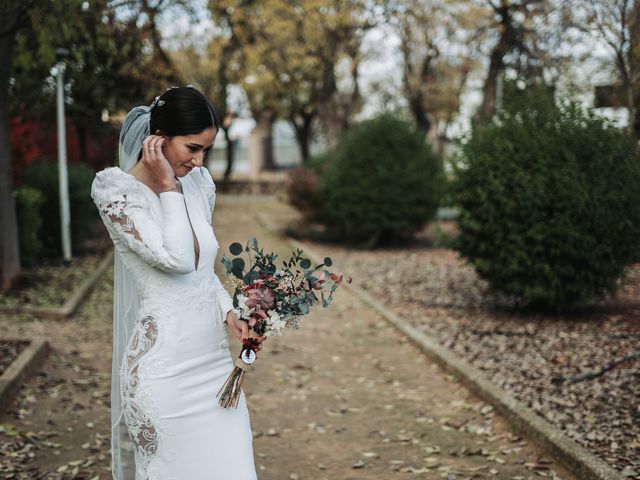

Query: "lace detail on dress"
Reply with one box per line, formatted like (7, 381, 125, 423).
(91, 167, 195, 274)
(121, 315, 175, 480)
(100, 195, 143, 241)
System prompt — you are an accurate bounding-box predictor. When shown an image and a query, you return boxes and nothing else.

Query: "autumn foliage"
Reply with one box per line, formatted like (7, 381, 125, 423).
(10, 116, 117, 185)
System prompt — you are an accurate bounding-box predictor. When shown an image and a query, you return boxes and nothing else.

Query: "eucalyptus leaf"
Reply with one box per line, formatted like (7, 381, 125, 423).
(244, 271, 260, 285)
(232, 258, 245, 270)
(300, 258, 311, 269)
(298, 302, 309, 314)
(229, 242, 243, 255)
(231, 266, 244, 280)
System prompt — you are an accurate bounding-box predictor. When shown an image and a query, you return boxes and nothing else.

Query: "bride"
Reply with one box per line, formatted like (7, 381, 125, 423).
(91, 85, 264, 479)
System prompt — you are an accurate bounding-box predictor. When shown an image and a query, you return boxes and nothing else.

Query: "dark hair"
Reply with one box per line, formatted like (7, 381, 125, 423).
(149, 86, 220, 136)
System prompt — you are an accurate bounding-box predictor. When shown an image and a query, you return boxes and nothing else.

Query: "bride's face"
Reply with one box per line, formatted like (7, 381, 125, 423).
(160, 127, 217, 177)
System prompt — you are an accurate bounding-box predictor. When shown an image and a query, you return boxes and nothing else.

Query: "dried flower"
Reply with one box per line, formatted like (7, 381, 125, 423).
(221, 238, 349, 338)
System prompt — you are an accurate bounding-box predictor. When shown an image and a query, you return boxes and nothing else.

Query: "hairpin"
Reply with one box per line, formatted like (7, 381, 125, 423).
(164, 85, 194, 92)
(149, 95, 165, 110)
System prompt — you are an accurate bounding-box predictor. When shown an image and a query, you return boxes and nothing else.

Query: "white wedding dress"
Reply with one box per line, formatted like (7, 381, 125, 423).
(91, 165, 257, 480)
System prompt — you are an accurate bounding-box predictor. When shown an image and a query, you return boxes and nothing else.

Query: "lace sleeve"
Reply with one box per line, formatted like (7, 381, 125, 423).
(91, 168, 196, 274)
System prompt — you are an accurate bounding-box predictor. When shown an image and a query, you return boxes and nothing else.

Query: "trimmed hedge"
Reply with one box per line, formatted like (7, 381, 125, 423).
(16, 186, 45, 264)
(317, 113, 443, 245)
(21, 161, 98, 256)
(451, 93, 640, 310)
(286, 152, 333, 224)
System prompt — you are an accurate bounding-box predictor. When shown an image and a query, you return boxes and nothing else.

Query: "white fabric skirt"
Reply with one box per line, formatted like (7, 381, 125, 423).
(124, 304, 258, 480)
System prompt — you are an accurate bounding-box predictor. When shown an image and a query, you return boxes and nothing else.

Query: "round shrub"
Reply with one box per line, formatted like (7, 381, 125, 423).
(286, 153, 333, 224)
(21, 161, 98, 256)
(318, 113, 443, 245)
(16, 186, 45, 264)
(286, 167, 324, 223)
(451, 95, 640, 310)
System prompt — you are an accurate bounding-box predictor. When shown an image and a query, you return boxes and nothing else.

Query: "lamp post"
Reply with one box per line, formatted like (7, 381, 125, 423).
(55, 47, 72, 261)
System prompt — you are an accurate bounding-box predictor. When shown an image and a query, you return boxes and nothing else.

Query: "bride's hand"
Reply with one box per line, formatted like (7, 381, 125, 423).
(225, 311, 266, 351)
(141, 134, 175, 191)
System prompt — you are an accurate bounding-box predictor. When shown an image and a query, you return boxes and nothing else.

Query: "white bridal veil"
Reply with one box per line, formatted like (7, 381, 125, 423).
(111, 105, 150, 479)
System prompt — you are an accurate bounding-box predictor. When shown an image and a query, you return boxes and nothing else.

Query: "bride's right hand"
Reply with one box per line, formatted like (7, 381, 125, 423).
(226, 311, 266, 351)
(141, 134, 175, 191)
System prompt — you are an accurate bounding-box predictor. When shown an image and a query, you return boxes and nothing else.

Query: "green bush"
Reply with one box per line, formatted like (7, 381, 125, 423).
(21, 161, 98, 256)
(318, 113, 443, 245)
(16, 186, 45, 264)
(450, 93, 640, 310)
(285, 167, 324, 223)
(286, 153, 332, 224)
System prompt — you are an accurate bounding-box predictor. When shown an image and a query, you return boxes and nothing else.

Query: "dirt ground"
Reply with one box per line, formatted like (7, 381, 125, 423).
(0, 194, 577, 480)
(255, 194, 640, 478)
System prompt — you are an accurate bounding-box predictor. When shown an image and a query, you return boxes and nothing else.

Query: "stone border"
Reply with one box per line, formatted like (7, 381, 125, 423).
(253, 211, 624, 480)
(0, 338, 49, 413)
(0, 249, 114, 320)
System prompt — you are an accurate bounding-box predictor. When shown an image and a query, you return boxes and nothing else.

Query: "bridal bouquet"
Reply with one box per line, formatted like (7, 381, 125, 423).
(216, 238, 351, 408)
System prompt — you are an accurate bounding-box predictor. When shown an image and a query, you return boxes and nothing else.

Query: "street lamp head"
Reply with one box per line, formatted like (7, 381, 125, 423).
(55, 48, 70, 64)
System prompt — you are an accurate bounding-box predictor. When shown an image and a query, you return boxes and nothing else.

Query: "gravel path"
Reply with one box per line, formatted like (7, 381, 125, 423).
(0, 193, 577, 479)
(259, 195, 640, 479)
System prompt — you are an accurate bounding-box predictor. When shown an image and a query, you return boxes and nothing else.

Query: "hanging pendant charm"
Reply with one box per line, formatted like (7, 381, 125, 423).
(241, 346, 256, 365)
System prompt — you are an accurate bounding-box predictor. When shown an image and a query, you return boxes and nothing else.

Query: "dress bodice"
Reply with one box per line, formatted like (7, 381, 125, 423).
(91, 166, 234, 322)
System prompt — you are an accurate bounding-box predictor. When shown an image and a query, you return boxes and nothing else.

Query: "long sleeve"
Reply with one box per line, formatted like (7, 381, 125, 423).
(212, 272, 235, 319)
(91, 167, 195, 274)
(188, 166, 216, 224)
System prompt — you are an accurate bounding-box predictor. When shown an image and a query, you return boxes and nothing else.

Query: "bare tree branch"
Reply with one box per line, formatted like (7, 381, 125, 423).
(551, 351, 640, 384)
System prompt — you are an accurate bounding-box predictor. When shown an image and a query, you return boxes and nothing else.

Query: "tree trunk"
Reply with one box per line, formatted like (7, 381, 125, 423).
(0, 33, 21, 289)
(142, 2, 179, 84)
(400, 24, 432, 135)
(263, 134, 274, 170)
(317, 99, 342, 151)
(409, 93, 430, 135)
(259, 113, 275, 170)
(477, 5, 519, 120)
(316, 58, 342, 150)
(629, 1, 640, 139)
(291, 110, 314, 165)
(248, 111, 275, 177)
(478, 42, 509, 120)
(223, 126, 235, 181)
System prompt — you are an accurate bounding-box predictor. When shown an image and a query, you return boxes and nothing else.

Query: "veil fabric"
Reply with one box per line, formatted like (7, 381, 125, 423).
(111, 106, 150, 479)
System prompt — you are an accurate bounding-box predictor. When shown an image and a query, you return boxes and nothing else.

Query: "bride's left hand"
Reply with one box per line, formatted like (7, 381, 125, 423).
(225, 311, 266, 351)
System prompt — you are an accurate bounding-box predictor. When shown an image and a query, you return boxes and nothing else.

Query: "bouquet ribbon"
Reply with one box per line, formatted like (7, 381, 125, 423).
(216, 338, 260, 409)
